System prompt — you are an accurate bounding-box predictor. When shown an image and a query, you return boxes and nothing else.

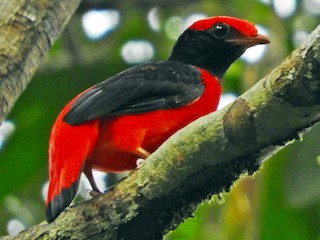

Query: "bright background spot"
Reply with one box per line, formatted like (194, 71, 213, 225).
(81, 9, 120, 40)
(0, 121, 15, 151)
(303, 0, 320, 15)
(121, 40, 154, 64)
(42, 181, 49, 202)
(165, 16, 184, 40)
(218, 93, 237, 110)
(148, 7, 161, 32)
(7, 219, 25, 235)
(273, 0, 297, 18)
(241, 25, 269, 64)
(293, 30, 309, 47)
(259, 0, 272, 4)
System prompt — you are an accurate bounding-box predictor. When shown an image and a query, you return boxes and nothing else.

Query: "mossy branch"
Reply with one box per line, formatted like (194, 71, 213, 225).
(1, 24, 319, 240)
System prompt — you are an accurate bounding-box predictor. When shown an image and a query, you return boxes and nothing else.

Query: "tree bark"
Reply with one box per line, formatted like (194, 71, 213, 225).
(1, 24, 319, 240)
(0, 0, 81, 123)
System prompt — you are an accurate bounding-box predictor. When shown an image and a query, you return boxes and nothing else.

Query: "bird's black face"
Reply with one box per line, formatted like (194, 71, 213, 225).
(169, 21, 269, 79)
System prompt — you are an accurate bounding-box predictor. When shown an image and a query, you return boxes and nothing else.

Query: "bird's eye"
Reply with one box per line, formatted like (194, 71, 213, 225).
(211, 23, 230, 39)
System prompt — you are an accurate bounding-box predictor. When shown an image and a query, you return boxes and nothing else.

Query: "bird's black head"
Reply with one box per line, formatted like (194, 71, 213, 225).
(168, 16, 270, 79)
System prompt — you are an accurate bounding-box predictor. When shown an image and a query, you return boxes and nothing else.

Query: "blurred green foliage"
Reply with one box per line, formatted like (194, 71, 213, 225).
(0, 0, 319, 238)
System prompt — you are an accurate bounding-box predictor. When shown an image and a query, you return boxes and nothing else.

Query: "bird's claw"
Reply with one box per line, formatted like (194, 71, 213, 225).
(86, 189, 102, 198)
(136, 158, 145, 168)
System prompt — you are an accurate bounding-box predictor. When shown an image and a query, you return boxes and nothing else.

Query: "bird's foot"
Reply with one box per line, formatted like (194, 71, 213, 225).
(87, 189, 102, 198)
(136, 158, 145, 168)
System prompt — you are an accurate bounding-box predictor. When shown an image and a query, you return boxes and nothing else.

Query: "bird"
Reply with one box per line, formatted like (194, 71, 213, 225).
(46, 16, 270, 222)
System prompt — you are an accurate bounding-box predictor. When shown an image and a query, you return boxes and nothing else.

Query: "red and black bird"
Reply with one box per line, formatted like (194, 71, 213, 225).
(46, 16, 270, 222)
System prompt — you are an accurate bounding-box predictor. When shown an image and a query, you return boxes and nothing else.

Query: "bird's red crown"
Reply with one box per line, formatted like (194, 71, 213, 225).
(189, 16, 258, 37)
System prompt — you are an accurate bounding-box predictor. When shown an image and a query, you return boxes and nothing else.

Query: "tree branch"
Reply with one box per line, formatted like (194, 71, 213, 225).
(1, 22, 319, 240)
(0, 0, 81, 123)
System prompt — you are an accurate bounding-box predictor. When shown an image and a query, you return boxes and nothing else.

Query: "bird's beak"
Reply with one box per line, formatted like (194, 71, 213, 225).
(227, 34, 270, 48)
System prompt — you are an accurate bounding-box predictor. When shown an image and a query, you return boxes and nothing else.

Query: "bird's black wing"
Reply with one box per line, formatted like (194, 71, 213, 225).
(63, 61, 205, 125)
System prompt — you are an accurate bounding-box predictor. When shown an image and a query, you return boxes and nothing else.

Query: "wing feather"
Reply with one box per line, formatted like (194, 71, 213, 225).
(63, 61, 204, 125)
